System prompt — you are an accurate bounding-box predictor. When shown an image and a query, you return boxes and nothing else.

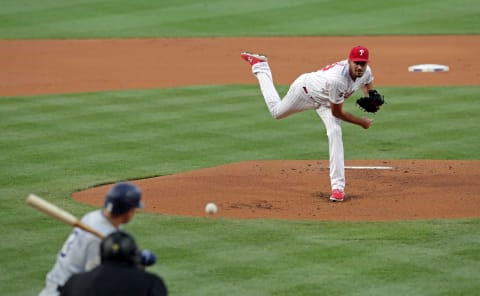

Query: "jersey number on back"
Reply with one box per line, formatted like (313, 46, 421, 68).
(60, 230, 79, 257)
(321, 62, 338, 71)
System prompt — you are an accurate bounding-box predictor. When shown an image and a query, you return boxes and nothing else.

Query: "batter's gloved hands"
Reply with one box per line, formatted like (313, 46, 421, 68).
(356, 89, 385, 113)
(140, 249, 157, 267)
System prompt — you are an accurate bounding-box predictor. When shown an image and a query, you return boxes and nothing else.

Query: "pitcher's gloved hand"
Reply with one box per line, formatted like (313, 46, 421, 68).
(356, 89, 385, 113)
(140, 249, 157, 266)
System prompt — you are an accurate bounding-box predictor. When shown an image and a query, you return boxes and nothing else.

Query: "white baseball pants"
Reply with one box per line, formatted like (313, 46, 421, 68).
(252, 62, 345, 192)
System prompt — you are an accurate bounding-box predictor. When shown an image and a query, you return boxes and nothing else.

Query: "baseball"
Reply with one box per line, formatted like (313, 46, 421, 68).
(205, 202, 218, 214)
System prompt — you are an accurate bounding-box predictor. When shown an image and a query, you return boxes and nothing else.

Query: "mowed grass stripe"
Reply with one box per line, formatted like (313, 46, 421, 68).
(2, 85, 478, 186)
(0, 0, 478, 38)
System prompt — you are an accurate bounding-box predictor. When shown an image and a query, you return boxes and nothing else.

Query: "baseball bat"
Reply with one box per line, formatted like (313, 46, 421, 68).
(26, 193, 105, 239)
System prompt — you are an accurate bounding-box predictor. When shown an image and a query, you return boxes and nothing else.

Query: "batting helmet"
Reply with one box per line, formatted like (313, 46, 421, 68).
(104, 182, 144, 215)
(100, 230, 140, 266)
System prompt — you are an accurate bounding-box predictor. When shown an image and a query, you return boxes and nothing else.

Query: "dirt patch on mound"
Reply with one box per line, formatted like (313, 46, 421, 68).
(73, 160, 480, 221)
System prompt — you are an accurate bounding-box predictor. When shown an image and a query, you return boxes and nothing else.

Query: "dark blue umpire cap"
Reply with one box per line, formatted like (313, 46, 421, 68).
(104, 182, 144, 215)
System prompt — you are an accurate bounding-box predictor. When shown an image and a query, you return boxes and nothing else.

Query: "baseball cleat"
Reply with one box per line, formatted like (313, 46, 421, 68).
(329, 189, 345, 202)
(240, 51, 268, 66)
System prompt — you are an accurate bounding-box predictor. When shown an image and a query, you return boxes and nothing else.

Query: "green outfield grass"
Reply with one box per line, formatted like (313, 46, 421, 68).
(1, 86, 479, 295)
(0, 0, 479, 39)
(1, 0, 480, 295)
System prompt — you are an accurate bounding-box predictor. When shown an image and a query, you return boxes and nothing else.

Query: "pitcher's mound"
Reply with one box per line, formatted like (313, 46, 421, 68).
(73, 160, 480, 221)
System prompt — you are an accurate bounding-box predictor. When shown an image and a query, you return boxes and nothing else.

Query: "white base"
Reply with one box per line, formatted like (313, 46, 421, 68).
(344, 166, 394, 170)
(408, 64, 449, 72)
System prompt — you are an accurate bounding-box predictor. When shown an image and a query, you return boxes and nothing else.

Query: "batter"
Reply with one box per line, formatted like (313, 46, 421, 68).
(241, 46, 376, 202)
(39, 182, 144, 296)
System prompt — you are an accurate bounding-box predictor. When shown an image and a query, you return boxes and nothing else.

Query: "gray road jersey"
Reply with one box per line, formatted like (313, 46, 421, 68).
(44, 210, 117, 287)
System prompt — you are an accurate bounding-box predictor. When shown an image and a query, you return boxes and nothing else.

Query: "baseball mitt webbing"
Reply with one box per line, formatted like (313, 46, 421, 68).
(356, 89, 385, 113)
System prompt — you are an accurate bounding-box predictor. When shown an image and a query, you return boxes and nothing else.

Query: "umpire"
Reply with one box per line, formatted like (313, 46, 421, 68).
(60, 231, 168, 296)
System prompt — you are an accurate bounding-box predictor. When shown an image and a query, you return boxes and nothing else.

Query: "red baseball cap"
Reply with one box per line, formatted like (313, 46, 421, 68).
(349, 45, 369, 62)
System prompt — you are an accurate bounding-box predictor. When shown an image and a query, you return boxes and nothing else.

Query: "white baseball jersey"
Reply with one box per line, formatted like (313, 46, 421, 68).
(250, 59, 374, 192)
(304, 59, 374, 105)
(39, 210, 117, 296)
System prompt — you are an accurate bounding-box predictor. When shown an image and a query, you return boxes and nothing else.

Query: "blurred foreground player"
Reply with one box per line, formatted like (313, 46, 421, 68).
(39, 182, 145, 295)
(60, 230, 168, 296)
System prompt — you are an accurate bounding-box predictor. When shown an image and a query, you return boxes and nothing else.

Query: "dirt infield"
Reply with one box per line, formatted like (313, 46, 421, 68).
(1, 35, 479, 96)
(3, 36, 479, 221)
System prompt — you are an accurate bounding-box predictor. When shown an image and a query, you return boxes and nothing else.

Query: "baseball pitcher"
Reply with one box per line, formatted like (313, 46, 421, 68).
(240, 46, 384, 202)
